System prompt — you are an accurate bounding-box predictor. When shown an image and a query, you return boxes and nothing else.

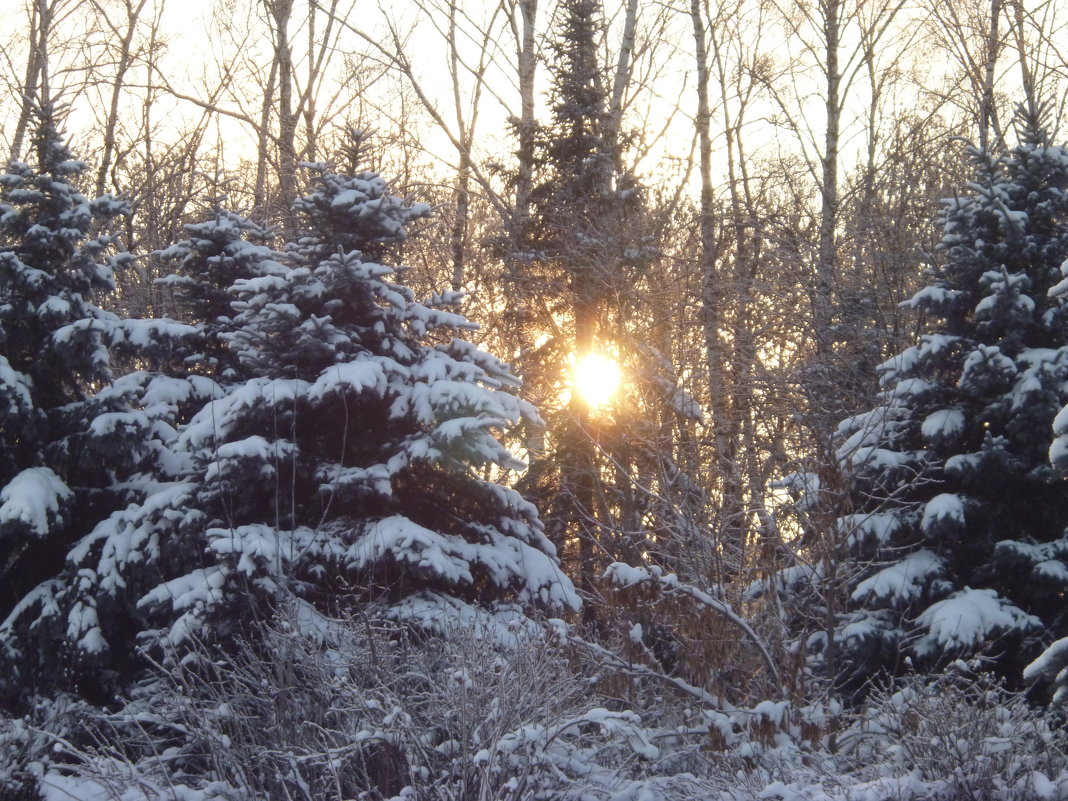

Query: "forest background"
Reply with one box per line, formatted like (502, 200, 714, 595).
(5, 0, 1068, 798)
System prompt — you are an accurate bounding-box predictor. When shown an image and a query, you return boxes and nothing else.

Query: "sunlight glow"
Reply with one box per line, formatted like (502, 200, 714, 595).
(573, 352, 621, 409)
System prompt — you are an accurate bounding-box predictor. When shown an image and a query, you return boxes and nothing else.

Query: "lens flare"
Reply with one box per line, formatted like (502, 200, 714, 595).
(573, 352, 621, 408)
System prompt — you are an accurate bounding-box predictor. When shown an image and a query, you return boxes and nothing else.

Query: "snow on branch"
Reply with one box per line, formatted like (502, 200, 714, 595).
(0, 467, 72, 538)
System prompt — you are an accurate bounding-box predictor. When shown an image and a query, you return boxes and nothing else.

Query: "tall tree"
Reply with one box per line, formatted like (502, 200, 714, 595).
(756, 0, 912, 430)
(523, 0, 627, 616)
(9, 0, 60, 162)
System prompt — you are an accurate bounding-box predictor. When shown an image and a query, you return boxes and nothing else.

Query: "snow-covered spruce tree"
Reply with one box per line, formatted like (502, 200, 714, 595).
(4, 162, 577, 700)
(0, 111, 202, 707)
(826, 109, 1068, 697)
(0, 108, 139, 626)
(155, 205, 284, 382)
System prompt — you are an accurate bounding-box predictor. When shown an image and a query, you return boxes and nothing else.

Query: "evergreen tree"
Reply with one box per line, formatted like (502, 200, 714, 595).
(813, 109, 1068, 697)
(525, 0, 613, 615)
(520, 0, 666, 619)
(532, 0, 613, 261)
(155, 205, 285, 382)
(0, 162, 577, 702)
(0, 111, 205, 706)
(0, 108, 139, 621)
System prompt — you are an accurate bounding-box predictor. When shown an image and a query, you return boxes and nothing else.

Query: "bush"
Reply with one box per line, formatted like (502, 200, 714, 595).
(836, 662, 1068, 801)
(34, 603, 666, 800)
(27, 618, 1068, 800)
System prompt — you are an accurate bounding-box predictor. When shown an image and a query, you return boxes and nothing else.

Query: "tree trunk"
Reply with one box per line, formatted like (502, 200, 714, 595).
(514, 0, 538, 244)
(448, 0, 471, 292)
(604, 0, 638, 173)
(1010, 0, 1035, 120)
(11, 0, 54, 163)
(691, 0, 745, 571)
(815, 0, 841, 368)
(96, 0, 149, 197)
(980, 0, 1002, 153)
(268, 0, 298, 234)
(254, 58, 279, 215)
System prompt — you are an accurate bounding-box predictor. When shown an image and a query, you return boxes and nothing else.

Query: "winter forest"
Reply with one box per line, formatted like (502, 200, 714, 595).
(4, 0, 1068, 797)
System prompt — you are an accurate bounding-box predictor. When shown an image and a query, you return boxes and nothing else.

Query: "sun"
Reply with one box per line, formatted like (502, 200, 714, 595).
(573, 352, 621, 409)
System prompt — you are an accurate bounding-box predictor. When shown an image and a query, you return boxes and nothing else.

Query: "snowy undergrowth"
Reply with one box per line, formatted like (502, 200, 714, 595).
(0, 696, 100, 800)
(738, 666, 1068, 801)
(15, 618, 1068, 801)
(830, 664, 1068, 801)
(30, 605, 687, 801)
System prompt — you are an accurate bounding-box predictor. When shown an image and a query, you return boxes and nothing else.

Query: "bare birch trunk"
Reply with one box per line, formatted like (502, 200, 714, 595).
(691, 0, 746, 571)
(603, 0, 638, 173)
(254, 58, 279, 215)
(514, 0, 537, 243)
(980, 0, 1002, 153)
(815, 0, 840, 369)
(267, 0, 298, 234)
(11, 0, 54, 163)
(448, 1, 471, 292)
(1010, 0, 1036, 119)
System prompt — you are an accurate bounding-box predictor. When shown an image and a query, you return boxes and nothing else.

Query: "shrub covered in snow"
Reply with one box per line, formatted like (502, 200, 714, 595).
(31, 608, 667, 801)
(14, 610, 1068, 801)
(0, 695, 100, 801)
(835, 663, 1068, 801)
